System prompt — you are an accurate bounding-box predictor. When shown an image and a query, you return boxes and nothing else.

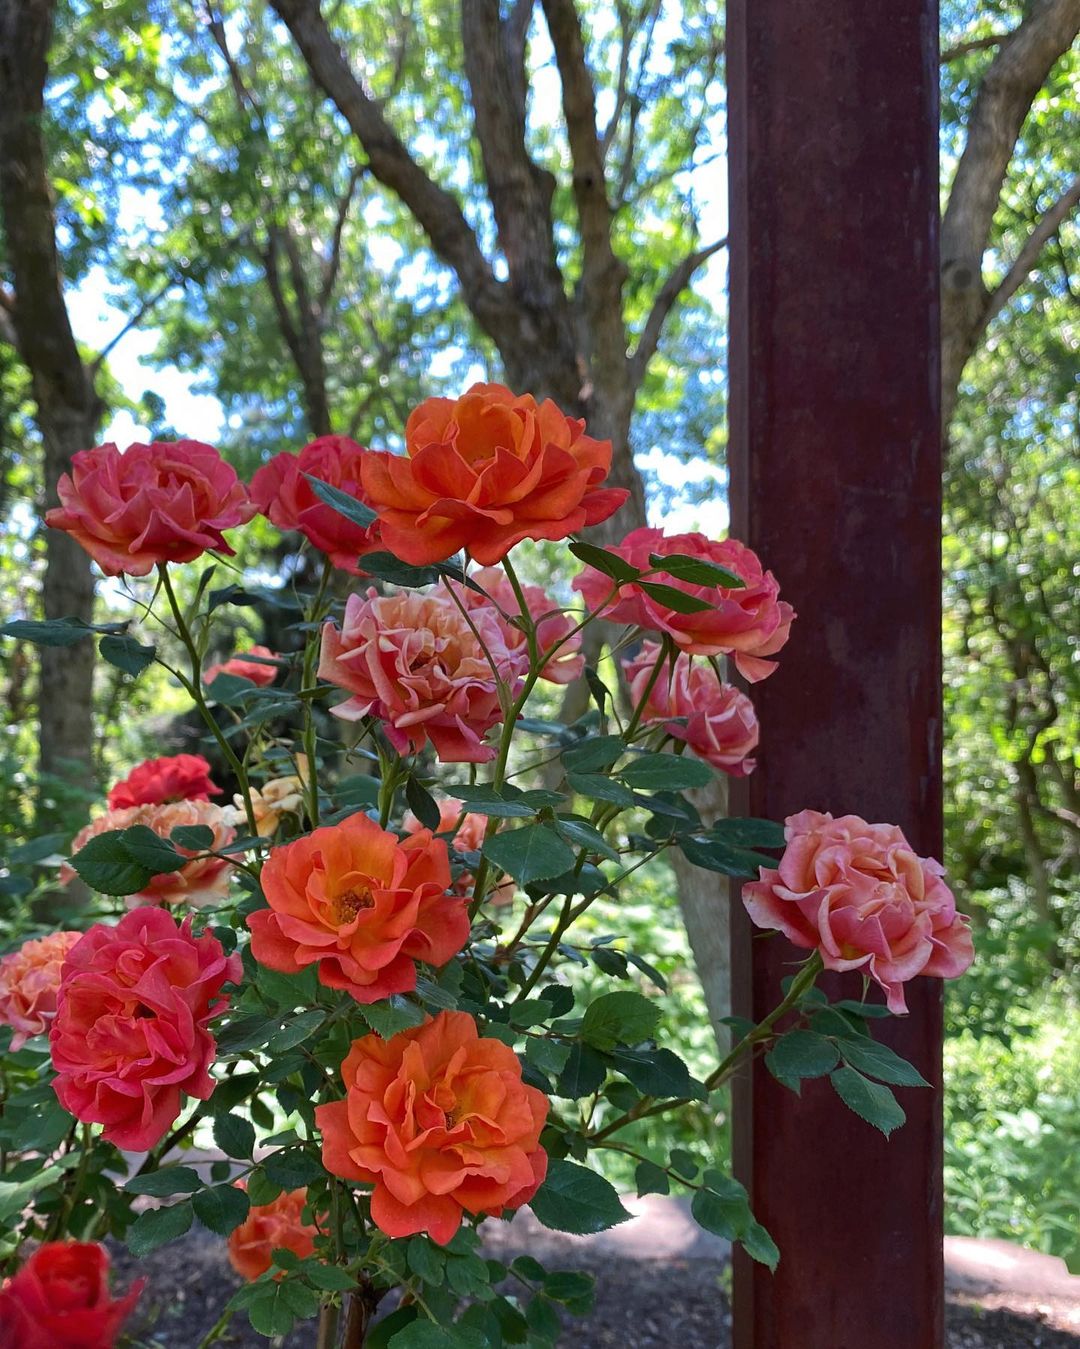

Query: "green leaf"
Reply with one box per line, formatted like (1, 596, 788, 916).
(646, 553, 745, 588)
(405, 776, 442, 831)
(669, 1149, 699, 1180)
(453, 784, 537, 819)
(482, 824, 575, 887)
(262, 1149, 326, 1189)
(99, 633, 156, 676)
(636, 581, 715, 613)
(691, 1184, 750, 1241)
(765, 1031, 841, 1090)
(839, 1037, 930, 1087)
(407, 1237, 445, 1286)
(359, 997, 427, 1037)
(742, 1220, 781, 1271)
(612, 1047, 706, 1099)
(566, 772, 635, 807)
(0, 1164, 66, 1223)
(171, 824, 216, 851)
(70, 827, 184, 895)
(213, 1112, 257, 1160)
(561, 735, 626, 773)
(248, 1281, 298, 1337)
(268, 1009, 327, 1053)
(0, 617, 102, 647)
(530, 1160, 631, 1235)
(711, 817, 786, 848)
(635, 1159, 670, 1197)
(124, 1167, 204, 1197)
(568, 541, 640, 583)
(525, 1037, 570, 1079)
(358, 552, 448, 588)
(581, 991, 661, 1050)
(194, 1183, 250, 1235)
(619, 753, 713, 791)
(677, 834, 774, 878)
(554, 817, 621, 862)
(304, 474, 377, 528)
(127, 1200, 194, 1256)
(830, 1067, 907, 1136)
(554, 1042, 607, 1098)
(625, 951, 668, 991)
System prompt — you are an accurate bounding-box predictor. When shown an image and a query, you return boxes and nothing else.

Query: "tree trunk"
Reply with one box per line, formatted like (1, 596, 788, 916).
(0, 0, 99, 817)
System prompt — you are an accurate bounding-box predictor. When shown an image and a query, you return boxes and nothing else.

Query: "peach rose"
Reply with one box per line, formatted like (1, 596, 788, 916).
(203, 645, 280, 687)
(318, 588, 527, 763)
(623, 641, 759, 776)
(226, 775, 306, 837)
(227, 1185, 318, 1281)
(574, 528, 794, 681)
(317, 1011, 548, 1244)
(444, 567, 584, 685)
(250, 434, 381, 574)
(107, 753, 221, 809)
(743, 810, 974, 1013)
(247, 812, 468, 1003)
(0, 1242, 143, 1349)
(66, 802, 236, 909)
(50, 908, 240, 1150)
(0, 931, 82, 1051)
(361, 383, 628, 565)
(44, 440, 254, 576)
(403, 798, 514, 906)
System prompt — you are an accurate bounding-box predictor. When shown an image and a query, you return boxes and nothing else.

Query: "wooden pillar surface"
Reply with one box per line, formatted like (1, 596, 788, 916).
(726, 3, 945, 1346)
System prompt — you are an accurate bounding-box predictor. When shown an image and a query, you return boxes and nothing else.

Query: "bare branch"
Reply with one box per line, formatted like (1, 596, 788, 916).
(261, 230, 302, 361)
(940, 32, 1010, 63)
(503, 0, 534, 115)
(985, 173, 1080, 325)
(268, 0, 511, 347)
(600, 1, 634, 160)
(89, 277, 182, 376)
(628, 236, 727, 386)
(318, 163, 363, 313)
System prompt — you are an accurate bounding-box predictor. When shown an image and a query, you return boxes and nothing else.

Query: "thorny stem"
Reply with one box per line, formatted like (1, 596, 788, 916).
(157, 564, 260, 839)
(302, 557, 335, 829)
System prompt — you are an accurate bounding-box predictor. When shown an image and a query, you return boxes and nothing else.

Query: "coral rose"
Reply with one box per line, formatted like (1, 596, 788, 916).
(247, 811, 468, 1003)
(107, 753, 221, 809)
(0, 1241, 143, 1349)
(250, 434, 381, 573)
(574, 528, 794, 681)
(444, 566, 584, 685)
(317, 1011, 548, 1244)
(0, 931, 81, 1051)
(66, 802, 236, 909)
(318, 588, 527, 763)
(203, 645, 280, 687)
(44, 440, 254, 577)
(227, 1185, 318, 1281)
(361, 383, 628, 565)
(623, 641, 759, 776)
(743, 810, 975, 1013)
(403, 797, 514, 907)
(50, 908, 240, 1150)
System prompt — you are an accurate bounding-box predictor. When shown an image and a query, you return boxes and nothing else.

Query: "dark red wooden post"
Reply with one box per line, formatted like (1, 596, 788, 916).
(726, 3, 944, 1348)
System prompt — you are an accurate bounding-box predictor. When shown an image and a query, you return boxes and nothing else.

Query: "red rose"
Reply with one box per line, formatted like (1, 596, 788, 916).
(361, 384, 628, 565)
(202, 645, 280, 688)
(50, 908, 241, 1150)
(44, 440, 254, 577)
(0, 1242, 142, 1349)
(107, 753, 221, 809)
(250, 435, 381, 573)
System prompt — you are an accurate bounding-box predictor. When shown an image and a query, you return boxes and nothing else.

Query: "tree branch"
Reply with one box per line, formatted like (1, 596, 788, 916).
(261, 230, 303, 362)
(89, 277, 182, 376)
(984, 172, 1080, 325)
(940, 32, 1010, 62)
(503, 0, 534, 117)
(318, 164, 363, 313)
(268, 0, 512, 347)
(628, 236, 727, 386)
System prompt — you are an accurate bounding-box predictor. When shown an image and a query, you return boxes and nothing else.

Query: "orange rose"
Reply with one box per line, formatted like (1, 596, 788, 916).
(227, 1185, 318, 1281)
(361, 383, 628, 565)
(317, 1011, 548, 1244)
(247, 812, 469, 1002)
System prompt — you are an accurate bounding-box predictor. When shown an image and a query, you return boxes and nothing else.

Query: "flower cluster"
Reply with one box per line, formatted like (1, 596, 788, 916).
(107, 753, 221, 809)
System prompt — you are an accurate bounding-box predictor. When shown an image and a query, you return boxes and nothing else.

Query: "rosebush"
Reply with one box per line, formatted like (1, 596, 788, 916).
(0, 386, 971, 1347)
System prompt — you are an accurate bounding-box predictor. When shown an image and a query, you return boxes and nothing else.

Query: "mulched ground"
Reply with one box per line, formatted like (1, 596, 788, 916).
(116, 1230, 1080, 1348)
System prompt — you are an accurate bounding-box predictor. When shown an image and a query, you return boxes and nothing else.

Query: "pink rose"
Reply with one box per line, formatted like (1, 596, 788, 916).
(44, 440, 254, 576)
(66, 802, 236, 909)
(573, 527, 794, 681)
(107, 753, 221, 809)
(443, 567, 584, 685)
(318, 588, 527, 763)
(50, 908, 241, 1150)
(623, 641, 759, 776)
(0, 931, 82, 1051)
(250, 435, 381, 574)
(203, 645, 280, 687)
(742, 810, 974, 1013)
